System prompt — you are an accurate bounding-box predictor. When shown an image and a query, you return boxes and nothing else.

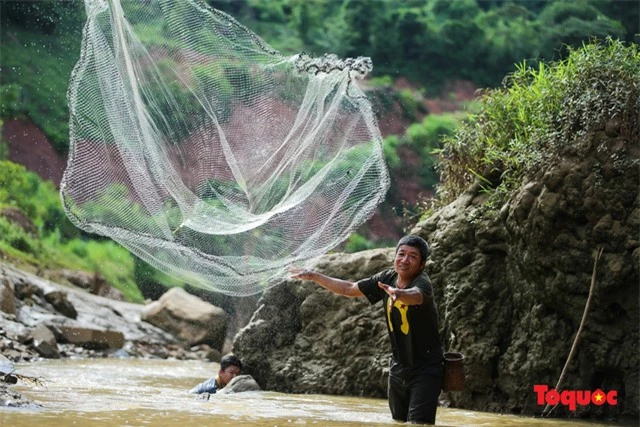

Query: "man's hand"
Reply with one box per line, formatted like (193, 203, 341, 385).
(288, 266, 315, 281)
(378, 281, 424, 305)
(378, 281, 398, 301)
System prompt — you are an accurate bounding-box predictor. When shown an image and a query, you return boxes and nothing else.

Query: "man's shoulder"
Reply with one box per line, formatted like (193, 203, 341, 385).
(189, 376, 218, 394)
(365, 269, 396, 286)
(411, 271, 432, 291)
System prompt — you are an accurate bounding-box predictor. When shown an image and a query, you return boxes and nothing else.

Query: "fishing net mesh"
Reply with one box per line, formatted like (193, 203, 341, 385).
(61, 0, 390, 296)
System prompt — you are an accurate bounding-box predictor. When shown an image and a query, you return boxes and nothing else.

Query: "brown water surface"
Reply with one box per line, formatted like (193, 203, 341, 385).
(0, 359, 631, 427)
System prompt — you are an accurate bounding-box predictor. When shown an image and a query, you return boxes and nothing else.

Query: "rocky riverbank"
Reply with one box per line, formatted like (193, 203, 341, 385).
(0, 262, 229, 407)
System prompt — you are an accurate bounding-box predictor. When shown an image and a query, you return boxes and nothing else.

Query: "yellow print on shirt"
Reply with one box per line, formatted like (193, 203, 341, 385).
(387, 298, 410, 335)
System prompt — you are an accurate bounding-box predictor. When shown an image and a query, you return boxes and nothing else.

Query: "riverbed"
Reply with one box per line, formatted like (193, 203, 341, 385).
(0, 359, 632, 427)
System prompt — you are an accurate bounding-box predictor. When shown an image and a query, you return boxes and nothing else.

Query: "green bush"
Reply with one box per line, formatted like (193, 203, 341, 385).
(0, 161, 40, 217)
(343, 233, 377, 253)
(404, 113, 461, 189)
(0, 160, 146, 302)
(396, 89, 424, 121)
(437, 38, 639, 205)
(406, 113, 459, 158)
(0, 217, 38, 254)
(382, 135, 402, 170)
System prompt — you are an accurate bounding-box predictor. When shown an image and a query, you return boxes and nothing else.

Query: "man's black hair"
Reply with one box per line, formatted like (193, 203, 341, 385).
(220, 354, 242, 371)
(396, 235, 429, 263)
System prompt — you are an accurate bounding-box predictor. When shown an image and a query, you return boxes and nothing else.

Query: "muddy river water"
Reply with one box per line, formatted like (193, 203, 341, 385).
(0, 359, 632, 427)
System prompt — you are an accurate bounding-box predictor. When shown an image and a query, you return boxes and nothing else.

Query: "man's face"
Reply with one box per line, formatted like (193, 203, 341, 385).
(219, 364, 241, 387)
(394, 244, 425, 282)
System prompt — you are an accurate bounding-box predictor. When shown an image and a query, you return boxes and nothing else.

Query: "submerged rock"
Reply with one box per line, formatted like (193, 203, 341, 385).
(217, 374, 261, 394)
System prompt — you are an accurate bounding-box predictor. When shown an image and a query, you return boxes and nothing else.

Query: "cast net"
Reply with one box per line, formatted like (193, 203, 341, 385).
(61, 0, 389, 296)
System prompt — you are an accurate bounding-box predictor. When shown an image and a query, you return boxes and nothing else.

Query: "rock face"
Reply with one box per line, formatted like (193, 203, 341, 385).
(234, 122, 638, 420)
(55, 269, 125, 301)
(141, 287, 227, 350)
(411, 122, 639, 419)
(234, 249, 394, 397)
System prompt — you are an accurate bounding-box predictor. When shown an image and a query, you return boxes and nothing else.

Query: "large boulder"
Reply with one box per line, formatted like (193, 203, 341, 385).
(141, 287, 227, 350)
(43, 291, 77, 319)
(29, 323, 59, 358)
(234, 249, 393, 396)
(55, 325, 125, 350)
(409, 120, 638, 418)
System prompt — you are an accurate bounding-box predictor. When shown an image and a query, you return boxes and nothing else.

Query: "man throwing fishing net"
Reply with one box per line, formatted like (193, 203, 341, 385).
(289, 235, 443, 425)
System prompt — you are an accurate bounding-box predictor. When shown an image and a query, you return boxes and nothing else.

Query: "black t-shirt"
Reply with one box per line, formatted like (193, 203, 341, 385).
(357, 269, 443, 377)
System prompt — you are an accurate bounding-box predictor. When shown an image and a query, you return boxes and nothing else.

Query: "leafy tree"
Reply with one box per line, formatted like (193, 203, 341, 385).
(0, 0, 84, 35)
(340, 0, 376, 58)
(590, 0, 640, 42)
(475, 3, 542, 86)
(538, 1, 626, 58)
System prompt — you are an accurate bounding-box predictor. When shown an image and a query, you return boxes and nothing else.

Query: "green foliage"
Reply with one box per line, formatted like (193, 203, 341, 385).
(382, 135, 402, 170)
(0, 23, 82, 153)
(1, 1, 84, 36)
(0, 217, 39, 255)
(0, 161, 40, 218)
(342, 232, 377, 253)
(2, 0, 635, 150)
(396, 89, 424, 121)
(0, 119, 6, 161)
(437, 38, 640, 205)
(134, 255, 182, 300)
(405, 113, 461, 188)
(0, 160, 144, 302)
(538, 1, 626, 58)
(406, 114, 459, 157)
(0, 84, 23, 117)
(228, 0, 636, 92)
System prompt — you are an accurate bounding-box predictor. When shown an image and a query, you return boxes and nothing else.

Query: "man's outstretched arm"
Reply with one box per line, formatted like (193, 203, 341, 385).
(289, 267, 364, 298)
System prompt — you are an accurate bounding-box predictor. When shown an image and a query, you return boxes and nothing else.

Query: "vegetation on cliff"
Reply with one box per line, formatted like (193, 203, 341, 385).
(436, 38, 639, 208)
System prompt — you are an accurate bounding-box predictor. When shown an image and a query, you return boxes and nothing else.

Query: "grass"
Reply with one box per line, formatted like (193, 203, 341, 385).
(435, 38, 639, 207)
(0, 161, 144, 302)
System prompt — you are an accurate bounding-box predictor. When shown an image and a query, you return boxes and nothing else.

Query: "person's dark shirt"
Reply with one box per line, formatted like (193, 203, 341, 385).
(357, 269, 443, 377)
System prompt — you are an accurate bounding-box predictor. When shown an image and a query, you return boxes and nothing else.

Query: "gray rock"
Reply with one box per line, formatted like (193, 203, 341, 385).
(0, 383, 41, 408)
(56, 269, 125, 301)
(141, 287, 227, 350)
(57, 326, 124, 350)
(0, 264, 180, 361)
(0, 278, 16, 315)
(234, 249, 393, 397)
(30, 323, 59, 358)
(44, 291, 77, 319)
(217, 374, 261, 394)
